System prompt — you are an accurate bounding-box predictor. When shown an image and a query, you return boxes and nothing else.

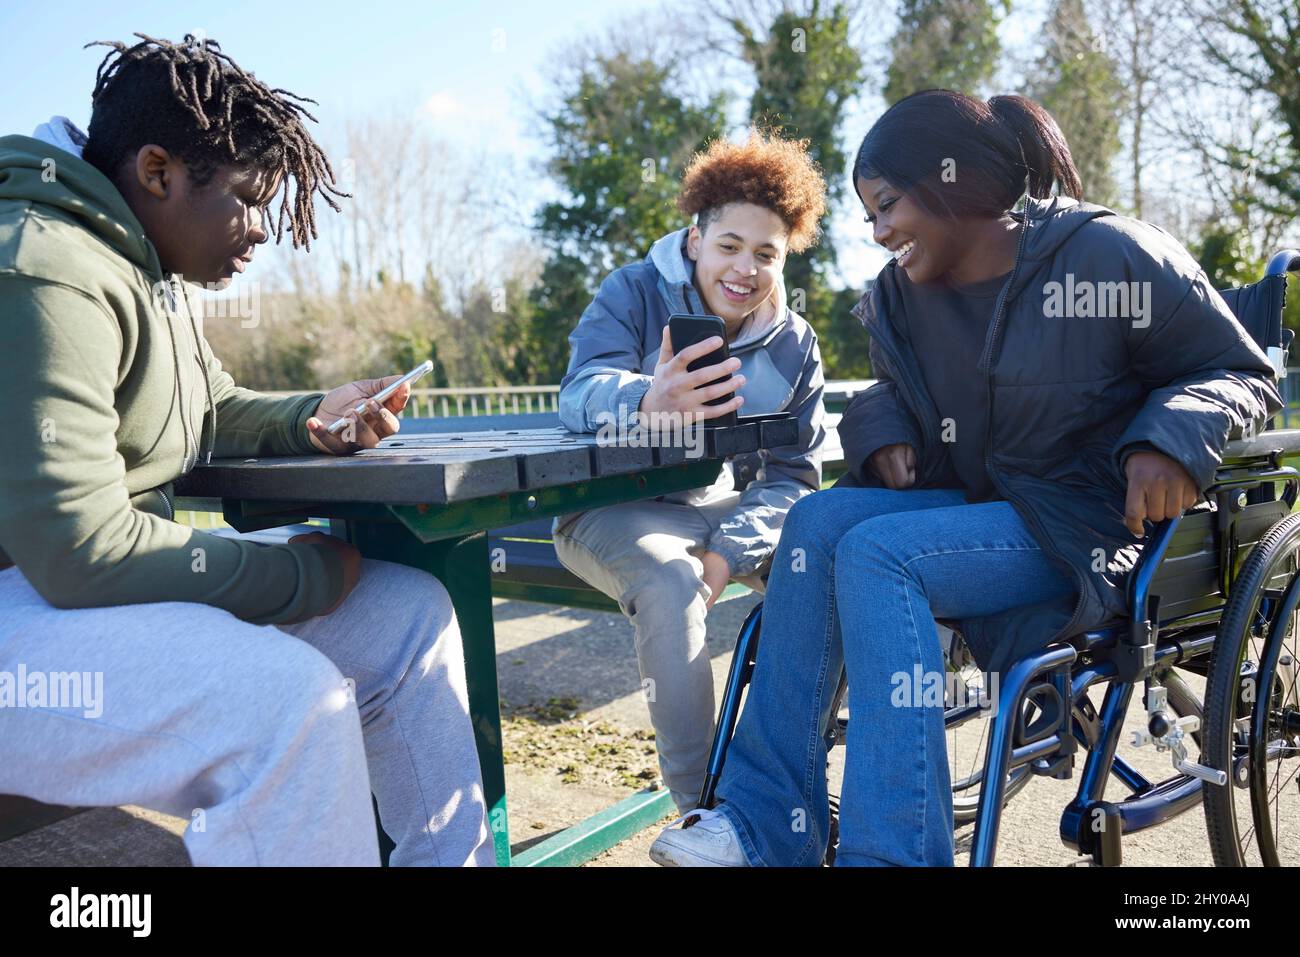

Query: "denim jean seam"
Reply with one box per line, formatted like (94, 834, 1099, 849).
(793, 552, 837, 867)
(838, 533, 1047, 866)
(895, 543, 1045, 571)
(901, 576, 933, 864)
(836, 555, 933, 866)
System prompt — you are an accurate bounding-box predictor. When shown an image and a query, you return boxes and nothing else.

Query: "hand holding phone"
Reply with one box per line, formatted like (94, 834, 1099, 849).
(306, 362, 430, 454)
(640, 315, 745, 424)
(325, 360, 433, 435)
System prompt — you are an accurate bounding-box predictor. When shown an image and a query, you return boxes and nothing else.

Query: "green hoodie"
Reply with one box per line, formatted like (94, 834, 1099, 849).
(0, 134, 345, 623)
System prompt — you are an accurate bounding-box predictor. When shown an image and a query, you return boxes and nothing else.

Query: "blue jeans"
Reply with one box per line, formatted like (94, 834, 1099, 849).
(713, 487, 1074, 866)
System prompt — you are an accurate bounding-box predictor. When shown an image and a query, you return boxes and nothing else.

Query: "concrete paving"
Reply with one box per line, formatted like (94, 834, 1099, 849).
(0, 591, 1286, 867)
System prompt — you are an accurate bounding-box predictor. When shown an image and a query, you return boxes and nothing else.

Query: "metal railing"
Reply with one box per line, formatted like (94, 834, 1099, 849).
(257, 385, 558, 417)
(260, 380, 877, 418)
(404, 386, 562, 418)
(258, 373, 1300, 423)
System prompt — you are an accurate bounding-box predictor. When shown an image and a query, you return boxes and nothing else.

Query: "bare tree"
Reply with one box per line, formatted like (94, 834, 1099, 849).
(1092, 0, 1194, 218)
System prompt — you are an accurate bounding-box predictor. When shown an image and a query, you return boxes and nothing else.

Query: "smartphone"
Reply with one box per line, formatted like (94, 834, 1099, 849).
(667, 313, 737, 427)
(325, 359, 434, 435)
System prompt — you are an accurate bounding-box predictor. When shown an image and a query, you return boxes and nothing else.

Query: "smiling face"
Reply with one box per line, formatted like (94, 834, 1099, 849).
(122, 144, 279, 288)
(855, 174, 967, 286)
(686, 202, 789, 333)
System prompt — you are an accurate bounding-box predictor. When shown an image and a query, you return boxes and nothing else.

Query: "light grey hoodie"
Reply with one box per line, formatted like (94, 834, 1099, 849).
(557, 227, 826, 577)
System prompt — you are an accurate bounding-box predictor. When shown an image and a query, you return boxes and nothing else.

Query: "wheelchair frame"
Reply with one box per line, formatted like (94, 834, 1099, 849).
(698, 249, 1300, 867)
(972, 449, 1299, 866)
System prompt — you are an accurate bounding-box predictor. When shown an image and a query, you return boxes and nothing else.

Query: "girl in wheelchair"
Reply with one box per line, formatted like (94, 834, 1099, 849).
(650, 89, 1283, 866)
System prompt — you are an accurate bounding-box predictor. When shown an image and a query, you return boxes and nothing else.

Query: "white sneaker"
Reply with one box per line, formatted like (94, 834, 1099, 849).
(649, 808, 750, 867)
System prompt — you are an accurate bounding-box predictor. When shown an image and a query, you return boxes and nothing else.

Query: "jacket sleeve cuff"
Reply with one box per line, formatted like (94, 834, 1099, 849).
(288, 393, 327, 455)
(617, 377, 654, 427)
(277, 539, 346, 623)
(853, 429, 914, 475)
(1115, 441, 1160, 476)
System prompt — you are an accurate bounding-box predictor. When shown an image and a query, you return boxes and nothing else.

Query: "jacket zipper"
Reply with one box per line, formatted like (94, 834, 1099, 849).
(860, 291, 944, 486)
(156, 486, 175, 521)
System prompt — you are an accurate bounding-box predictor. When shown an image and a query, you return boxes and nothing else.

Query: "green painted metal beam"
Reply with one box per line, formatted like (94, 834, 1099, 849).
(390, 460, 722, 543)
(488, 578, 752, 612)
(488, 580, 624, 614)
(512, 786, 676, 867)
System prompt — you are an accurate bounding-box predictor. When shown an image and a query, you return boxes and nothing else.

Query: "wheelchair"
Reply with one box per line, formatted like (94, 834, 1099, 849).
(698, 249, 1300, 867)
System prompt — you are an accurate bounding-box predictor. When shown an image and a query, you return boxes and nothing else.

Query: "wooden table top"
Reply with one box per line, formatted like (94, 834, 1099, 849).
(173, 417, 799, 506)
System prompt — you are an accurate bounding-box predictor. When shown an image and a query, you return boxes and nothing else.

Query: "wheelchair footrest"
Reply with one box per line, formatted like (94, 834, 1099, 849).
(1032, 750, 1075, 779)
(1014, 675, 1078, 780)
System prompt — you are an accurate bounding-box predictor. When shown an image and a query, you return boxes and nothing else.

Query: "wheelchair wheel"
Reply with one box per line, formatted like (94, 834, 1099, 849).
(948, 660, 1034, 827)
(1204, 511, 1300, 866)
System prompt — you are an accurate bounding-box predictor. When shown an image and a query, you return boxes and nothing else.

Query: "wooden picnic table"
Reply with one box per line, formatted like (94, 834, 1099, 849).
(173, 417, 797, 866)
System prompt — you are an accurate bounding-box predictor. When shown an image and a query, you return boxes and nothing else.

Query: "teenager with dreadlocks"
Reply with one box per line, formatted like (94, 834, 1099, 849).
(0, 34, 493, 866)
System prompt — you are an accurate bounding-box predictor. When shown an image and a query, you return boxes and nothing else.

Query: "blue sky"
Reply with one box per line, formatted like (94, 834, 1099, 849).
(0, 0, 621, 154)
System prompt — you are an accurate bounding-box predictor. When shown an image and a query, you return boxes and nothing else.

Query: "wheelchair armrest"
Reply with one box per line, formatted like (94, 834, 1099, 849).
(1221, 428, 1300, 463)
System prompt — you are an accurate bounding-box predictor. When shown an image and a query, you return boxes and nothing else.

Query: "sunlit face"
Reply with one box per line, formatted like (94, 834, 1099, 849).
(126, 145, 279, 288)
(856, 174, 964, 286)
(686, 202, 788, 333)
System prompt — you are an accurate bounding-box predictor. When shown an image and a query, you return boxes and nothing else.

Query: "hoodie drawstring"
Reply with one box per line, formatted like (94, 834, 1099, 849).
(161, 276, 216, 469)
(186, 308, 216, 465)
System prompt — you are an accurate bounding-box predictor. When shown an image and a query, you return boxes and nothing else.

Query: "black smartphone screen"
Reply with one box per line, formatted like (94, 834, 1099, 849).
(667, 313, 736, 427)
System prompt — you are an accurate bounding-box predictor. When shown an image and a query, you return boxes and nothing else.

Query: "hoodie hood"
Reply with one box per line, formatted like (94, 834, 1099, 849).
(0, 132, 162, 277)
(0, 122, 345, 619)
(1, 128, 216, 467)
(1005, 194, 1115, 298)
(33, 115, 87, 159)
(647, 226, 788, 351)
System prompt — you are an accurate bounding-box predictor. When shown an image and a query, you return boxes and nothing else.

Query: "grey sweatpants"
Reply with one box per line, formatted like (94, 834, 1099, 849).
(0, 557, 493, 866)
(553, 494, 766, 814)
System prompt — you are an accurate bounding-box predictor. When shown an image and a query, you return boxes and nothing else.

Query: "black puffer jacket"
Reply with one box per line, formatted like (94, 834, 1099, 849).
(837, 196, 1283, 675)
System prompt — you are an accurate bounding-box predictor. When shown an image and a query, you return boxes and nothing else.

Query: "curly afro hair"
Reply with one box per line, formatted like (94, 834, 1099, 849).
(677, 129, 827, 254)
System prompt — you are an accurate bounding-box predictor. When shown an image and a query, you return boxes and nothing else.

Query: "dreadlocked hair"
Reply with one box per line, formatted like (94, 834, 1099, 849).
(82, 33, 348, 249)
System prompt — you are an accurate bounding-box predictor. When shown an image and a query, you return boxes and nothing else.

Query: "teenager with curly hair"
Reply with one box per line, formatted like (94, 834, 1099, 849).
(555, 129, 829, 813)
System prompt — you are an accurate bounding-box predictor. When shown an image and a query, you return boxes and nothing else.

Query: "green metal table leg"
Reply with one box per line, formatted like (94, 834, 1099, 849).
(349, 522, 511, 866)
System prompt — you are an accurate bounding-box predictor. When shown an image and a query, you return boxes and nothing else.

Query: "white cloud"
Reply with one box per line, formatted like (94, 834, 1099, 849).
(422, 91, 465, 121)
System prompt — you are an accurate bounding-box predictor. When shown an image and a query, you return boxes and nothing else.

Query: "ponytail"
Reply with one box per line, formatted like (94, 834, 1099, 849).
(853, 89, 1084, 220)
(987, 94, 1082, 201)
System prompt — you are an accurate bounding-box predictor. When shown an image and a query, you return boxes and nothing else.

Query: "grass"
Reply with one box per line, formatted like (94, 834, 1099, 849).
(501, 695, 662, 791)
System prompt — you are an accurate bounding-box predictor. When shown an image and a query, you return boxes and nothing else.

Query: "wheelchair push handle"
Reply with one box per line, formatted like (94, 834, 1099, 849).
(1265, 249, 1300, 276)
